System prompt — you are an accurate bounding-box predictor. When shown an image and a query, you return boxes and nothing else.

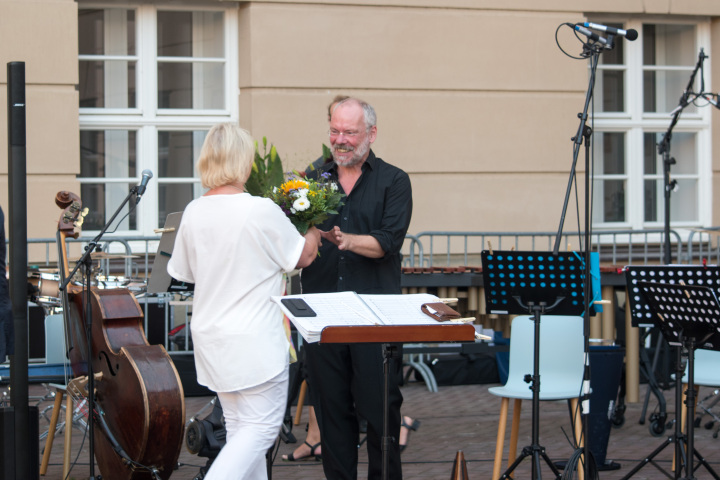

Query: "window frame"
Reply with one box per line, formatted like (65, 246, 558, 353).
(590, 17, 712, 231)
(78, 2, 239, 237)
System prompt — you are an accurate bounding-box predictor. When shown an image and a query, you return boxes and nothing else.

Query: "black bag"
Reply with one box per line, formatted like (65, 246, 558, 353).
(425, 353, 500, 386)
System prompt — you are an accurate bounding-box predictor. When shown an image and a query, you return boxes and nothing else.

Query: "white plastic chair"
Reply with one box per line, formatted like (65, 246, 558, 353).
(44, 313, 67, 365)
(680, 349, 720, 435)
(489, 315, 585, 479)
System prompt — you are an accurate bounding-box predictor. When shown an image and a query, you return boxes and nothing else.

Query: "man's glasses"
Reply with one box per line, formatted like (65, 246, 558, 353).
(328, 129, 361, 138)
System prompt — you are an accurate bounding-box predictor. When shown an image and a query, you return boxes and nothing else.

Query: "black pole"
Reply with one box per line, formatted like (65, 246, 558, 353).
(8, 61, 32, 480)
(554, 39, 603, 479)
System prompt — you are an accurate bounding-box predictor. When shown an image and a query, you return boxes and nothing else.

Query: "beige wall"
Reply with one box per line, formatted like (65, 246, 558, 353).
(0, 0, 80, 243)
(2, 0, 720, 249)
(239, 3, 589, 234)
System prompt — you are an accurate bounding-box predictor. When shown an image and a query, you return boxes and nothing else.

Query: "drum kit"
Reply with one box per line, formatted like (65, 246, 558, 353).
(28, 252, 147, 314)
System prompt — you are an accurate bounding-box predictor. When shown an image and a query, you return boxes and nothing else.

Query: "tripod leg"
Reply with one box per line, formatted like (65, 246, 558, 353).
(619, 436, 675, 480)
(499, 447, 533, 480)
(690, 447, 720, 479)
(538, 449, 562, 479)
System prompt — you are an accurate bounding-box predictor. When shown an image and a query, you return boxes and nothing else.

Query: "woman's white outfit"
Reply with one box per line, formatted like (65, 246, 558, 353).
(168, 193, 305, 479)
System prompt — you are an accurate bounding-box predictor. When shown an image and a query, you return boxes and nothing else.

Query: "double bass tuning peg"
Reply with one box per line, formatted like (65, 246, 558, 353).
(76, 208, 89, 227)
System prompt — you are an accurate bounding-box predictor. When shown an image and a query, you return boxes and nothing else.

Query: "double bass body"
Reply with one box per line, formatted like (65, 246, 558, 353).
(71, 288, 185, 480)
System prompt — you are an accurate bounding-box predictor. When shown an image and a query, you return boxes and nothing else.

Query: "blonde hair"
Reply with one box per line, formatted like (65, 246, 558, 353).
(197, 123, 255, 189)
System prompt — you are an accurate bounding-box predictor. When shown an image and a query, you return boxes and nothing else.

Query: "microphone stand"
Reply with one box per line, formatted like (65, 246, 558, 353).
(59, 185, 140, 479)
(659, 48, 706, 265)
(552, 34, 610, 480)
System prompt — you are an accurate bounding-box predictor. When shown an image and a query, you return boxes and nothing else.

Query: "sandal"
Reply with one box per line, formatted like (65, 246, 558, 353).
(282, 441, 322, 462)
(399, 416, 421, 452)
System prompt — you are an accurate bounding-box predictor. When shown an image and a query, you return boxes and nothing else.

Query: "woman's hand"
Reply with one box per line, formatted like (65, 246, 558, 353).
(296, 226, 322, 268)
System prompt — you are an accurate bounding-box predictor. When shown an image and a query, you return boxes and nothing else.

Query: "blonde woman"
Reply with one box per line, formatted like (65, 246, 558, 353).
(168, 123, 321, 479)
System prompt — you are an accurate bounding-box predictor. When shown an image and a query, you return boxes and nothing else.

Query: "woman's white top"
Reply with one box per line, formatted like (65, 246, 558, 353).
(167, 193, 305, 392)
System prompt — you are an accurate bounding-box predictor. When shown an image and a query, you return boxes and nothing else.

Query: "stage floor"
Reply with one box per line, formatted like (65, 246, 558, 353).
(30, 377, 720, 479)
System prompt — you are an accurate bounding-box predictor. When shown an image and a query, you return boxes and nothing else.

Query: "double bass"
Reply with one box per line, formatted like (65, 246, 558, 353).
(55, 191, 185, 480)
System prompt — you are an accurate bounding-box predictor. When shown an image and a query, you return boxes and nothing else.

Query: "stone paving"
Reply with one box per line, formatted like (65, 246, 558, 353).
(30, 376, 720, 480)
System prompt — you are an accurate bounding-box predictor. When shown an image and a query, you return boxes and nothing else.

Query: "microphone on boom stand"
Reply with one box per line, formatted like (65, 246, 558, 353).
(136, 169, 153, 204)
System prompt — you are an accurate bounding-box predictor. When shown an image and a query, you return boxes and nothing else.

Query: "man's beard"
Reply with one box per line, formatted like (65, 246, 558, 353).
(332, 135, 370, 167)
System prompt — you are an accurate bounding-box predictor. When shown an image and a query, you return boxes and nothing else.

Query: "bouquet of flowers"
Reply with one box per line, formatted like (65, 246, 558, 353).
(267, 171, 345, 234)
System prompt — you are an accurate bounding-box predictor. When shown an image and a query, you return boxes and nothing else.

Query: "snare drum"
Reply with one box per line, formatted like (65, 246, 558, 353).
(94, 276, 147, 294)
(28, 272, 61, 299)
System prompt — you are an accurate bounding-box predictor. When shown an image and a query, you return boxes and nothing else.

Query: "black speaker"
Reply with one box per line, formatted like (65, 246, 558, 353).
(7, 62, 26, 147)
(169, 354, 211, 397)
(0, 407, 15, 480)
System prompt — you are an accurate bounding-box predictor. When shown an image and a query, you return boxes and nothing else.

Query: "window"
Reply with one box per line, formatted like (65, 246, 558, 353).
(78, 4, 237, 235)
(591, 20, 711, 230)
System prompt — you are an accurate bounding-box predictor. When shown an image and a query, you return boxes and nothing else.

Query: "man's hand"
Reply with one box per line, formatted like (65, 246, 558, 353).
(319, 226, 348, 249)
(319, 226, 385, 258)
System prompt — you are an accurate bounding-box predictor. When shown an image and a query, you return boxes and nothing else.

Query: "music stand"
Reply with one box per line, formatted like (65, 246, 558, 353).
(482, 250, 586, 480)
(626, 266, 720, 434)
(634, 282, 720, 480)
(147, 212, 194, 294)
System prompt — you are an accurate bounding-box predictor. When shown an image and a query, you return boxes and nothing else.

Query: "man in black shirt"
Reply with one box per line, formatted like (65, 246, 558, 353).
(302, 97, 412, 479)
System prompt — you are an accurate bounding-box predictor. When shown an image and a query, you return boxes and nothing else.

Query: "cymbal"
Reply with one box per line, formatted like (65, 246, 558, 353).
(71, 252, 140, 260)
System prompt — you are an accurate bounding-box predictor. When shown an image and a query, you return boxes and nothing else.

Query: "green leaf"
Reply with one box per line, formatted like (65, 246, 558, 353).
(246, 137, 286, 196)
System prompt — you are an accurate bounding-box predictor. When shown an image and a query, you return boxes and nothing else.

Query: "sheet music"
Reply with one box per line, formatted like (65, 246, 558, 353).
(361, 294, 441, 325)
(271, 292, 445, 343)
(292, 291, 381, 327)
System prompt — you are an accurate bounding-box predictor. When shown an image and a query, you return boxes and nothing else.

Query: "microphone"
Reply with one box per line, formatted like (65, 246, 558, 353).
(136, 169, 153, 204)
(574, 25, 611, 47)
(583, 22, 638, 41)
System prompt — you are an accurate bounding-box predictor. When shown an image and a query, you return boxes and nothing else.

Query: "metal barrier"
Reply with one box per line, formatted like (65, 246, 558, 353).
(686, 227, 720, 265)
(404, 229, 684, 267)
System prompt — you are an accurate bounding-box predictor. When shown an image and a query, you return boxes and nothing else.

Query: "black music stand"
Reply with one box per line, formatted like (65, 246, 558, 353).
(626, 266, 720, 436)
(633, 282, 720, 480)
(482, 250, 586, 480)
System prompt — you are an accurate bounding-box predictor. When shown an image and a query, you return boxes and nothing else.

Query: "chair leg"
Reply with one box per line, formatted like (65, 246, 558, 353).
(63, 391, 72, 480)
(493, 397, 510, 480)
(570, 397, 584, 480)
(673, 382, 699, 472)
(294, 379, 307, 426)
(40, 387, 64, 475)
(508, 399, 522, 478)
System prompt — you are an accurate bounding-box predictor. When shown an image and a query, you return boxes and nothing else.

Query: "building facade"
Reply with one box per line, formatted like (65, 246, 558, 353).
(2, 0, 720, 257)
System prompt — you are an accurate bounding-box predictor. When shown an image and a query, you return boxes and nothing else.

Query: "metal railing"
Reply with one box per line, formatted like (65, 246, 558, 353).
(22, 228, 711, 275)
(402, 229, 685, 268)
(686, 227, 720, 265)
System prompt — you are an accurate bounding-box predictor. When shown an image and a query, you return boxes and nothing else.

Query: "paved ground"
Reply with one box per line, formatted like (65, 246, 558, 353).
(27, 373, 720, 480)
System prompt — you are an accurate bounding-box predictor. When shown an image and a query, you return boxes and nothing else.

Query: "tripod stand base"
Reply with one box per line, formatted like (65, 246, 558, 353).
(499, 444, 561, 480)
(555, 459, 621, 472)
